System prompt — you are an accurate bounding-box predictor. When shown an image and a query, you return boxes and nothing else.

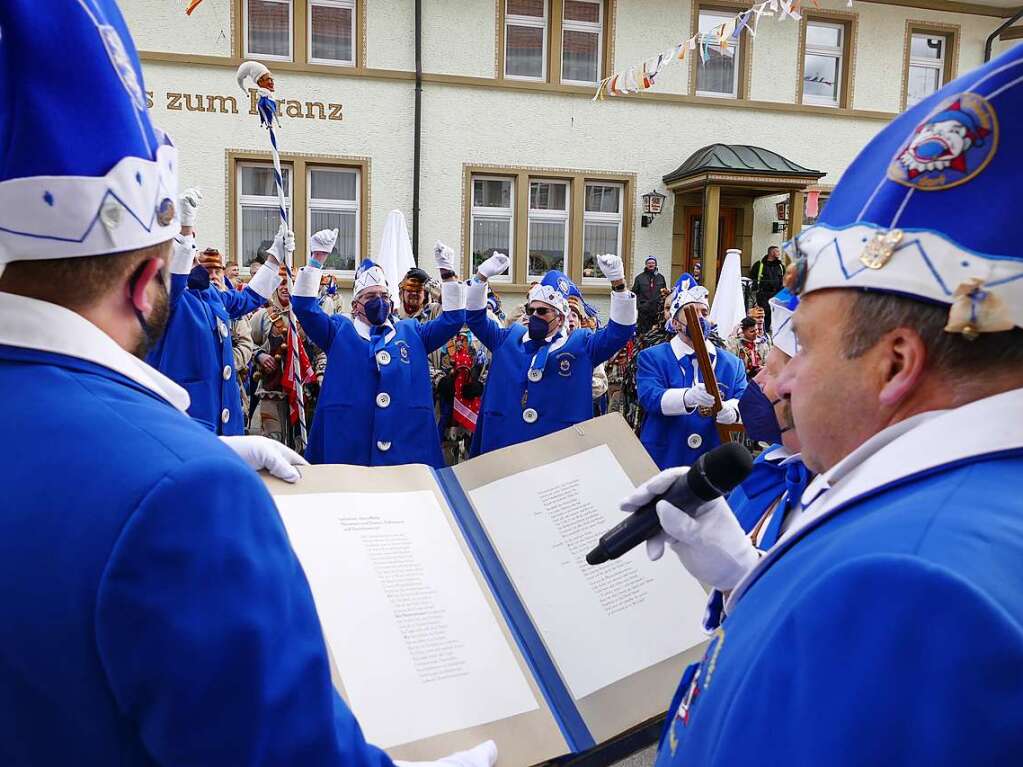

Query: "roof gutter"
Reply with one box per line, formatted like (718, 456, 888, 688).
(985, 7, 1023, 62)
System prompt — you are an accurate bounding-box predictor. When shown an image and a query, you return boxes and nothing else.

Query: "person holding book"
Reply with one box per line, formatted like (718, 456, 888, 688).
(292, 232, 466, 467)
(466, 257, 636, 455)
(0, 4, 494, 766)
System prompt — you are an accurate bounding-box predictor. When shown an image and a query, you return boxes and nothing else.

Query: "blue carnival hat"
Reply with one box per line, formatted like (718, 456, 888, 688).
(353, 258, 388, 297)
(788, 44, 1023, 336)
(0, 0, 179, 267)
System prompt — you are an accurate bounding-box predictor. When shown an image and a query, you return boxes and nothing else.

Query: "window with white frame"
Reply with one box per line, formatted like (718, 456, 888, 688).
(471, 177, 515, 280)
(309, 167, 360, 273)
(696, 9, 741, 99)
(582, 183, 622, 281)
(238, 162, 292, 270)
(309, 0, 356, 66)
(907, 32, 947, 108)
(803, 21, 844, 107)
(527, 180, 570, 280)
(562, 0, 602, 85)
(505, 0, 548, 80)
(245, 0, 293, 61)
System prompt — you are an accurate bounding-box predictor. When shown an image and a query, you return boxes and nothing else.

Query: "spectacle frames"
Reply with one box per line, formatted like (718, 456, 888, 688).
(525, 306, 553, 317)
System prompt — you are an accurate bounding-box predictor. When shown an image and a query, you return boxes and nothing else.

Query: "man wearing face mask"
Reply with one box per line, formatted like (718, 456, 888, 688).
(0, 4, 497, 764)
(146, 188, 286, 436)
(636, 285, 747, 471)
(694, 288, 814, 631)
(291, 230, 466, 466)
(466, 255, 636, 455)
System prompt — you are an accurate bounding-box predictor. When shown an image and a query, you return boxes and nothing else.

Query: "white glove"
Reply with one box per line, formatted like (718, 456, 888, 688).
(596, 253, 625, 282)
(433, 240, 457, 273)
(716, 402, 740, 425)
(169, 232, 197, 275)
(266, 224, 295, 265)
(309, 227, 339, 257)
(178, 187, 203, 227)
(220, 435, 308, 484)
(619, 469, 758, 591)
(476, 252, 510, 280)
(682, 384, 716, 411)
(395, 741, 497, 767)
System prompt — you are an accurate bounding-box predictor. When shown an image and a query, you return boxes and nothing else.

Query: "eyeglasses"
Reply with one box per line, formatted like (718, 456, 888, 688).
(525, 306, 553, 317)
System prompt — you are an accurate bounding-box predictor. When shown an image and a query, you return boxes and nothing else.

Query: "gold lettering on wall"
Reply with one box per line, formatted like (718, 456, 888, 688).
(149, 89, 342, 122)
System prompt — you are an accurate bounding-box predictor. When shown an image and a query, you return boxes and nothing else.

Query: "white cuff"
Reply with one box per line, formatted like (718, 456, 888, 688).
(441, 280, 466, 311)
(169, 234, 195, 275)
(660, 388, 693, 416)
(467, 279, 488, 311)
(293, 266, 322, 298)
(248, 261, 283, 299)
(609, 290, 637, 325)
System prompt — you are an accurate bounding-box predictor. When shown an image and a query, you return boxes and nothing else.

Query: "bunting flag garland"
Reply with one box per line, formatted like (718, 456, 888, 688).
(594, 0, 824, 100)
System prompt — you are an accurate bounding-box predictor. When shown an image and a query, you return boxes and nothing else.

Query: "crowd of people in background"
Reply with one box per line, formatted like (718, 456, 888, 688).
(151, 184, 787, 472)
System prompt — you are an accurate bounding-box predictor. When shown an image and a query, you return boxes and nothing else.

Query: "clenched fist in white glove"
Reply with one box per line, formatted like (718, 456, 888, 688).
(716, 402, 740, 425)
(395, 740, 498, 767)
(596, 253, 625, 282)
(682, 384, 716, 411)
(433, 240, 457, 274)
(476, 252, 510, 280)
(619, 468, 758, 591)
(178, 187, 203, 227)
(220, 436, 308, 484)
(266, 223, 295, 266)
(309, 228, 339, 258)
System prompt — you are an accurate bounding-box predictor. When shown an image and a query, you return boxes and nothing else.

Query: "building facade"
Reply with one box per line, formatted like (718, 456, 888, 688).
(125, 0, 1021, 312)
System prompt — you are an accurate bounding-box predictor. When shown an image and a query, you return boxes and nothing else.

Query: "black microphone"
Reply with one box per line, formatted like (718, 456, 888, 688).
(586, 442, 753, 566)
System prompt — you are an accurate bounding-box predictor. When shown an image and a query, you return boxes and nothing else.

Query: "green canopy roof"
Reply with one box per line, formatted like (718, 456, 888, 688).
(663, 144, 825, 185)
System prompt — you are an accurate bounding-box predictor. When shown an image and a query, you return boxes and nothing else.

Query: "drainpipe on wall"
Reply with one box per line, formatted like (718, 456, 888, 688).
(412, 0, 423, 263)
(985, 8, 1023, 62)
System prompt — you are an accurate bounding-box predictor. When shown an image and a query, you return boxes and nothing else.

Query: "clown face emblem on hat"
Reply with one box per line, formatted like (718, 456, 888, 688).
(888, 93, 998, 190)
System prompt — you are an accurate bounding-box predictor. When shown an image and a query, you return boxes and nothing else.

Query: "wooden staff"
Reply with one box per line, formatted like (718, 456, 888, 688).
(683, 304, 734, 443)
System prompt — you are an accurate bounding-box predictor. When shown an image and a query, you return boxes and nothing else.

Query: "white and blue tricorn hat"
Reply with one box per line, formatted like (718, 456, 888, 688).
(0, 0, 179, 268)
(769, 288, 800, 358)
(353, 259, 388, 298)
(527, 283, 570, 317)
(787, 44, 1023, 336)
(670, 284, 710, 319)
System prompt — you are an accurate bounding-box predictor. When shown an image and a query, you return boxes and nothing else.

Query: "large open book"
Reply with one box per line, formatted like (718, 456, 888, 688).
(264, 414, 710, 766)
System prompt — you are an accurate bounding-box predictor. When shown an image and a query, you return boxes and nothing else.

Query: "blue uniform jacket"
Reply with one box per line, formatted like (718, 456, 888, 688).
(147, 274, 267, 434)
(726, 444, 790, 533)
(0, 343, 394, 767)
(637, 339, 748, 470)
(656, 396, 1023, 766)
(467, 308, 634, 455)
(293, 292, 464, 467)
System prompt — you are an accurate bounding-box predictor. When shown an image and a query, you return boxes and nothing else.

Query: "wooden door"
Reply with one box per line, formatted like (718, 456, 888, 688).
(683, 206, 739, 283)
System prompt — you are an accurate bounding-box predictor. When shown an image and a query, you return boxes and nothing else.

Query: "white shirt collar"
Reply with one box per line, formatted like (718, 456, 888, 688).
(763, 444, 802, 466)
(670, 334, 716, 360)
(0, 292, 189, 412)
(353, 316, 396, 343)
(727, 387, 1023, 611)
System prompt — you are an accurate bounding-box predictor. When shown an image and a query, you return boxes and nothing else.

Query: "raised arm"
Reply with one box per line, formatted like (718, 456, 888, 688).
(585, 254, 637, 366)
(464, 252, 512, 352)
(291, 264, 344, 353)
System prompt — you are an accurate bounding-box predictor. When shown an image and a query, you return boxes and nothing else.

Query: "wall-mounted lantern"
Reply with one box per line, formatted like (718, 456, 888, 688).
(641, 190, 667, 228)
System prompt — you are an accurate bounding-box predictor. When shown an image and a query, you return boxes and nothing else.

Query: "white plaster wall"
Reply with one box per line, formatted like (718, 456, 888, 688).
(141, 62, 414, 263)
(422, 0, 498, 78)
(366, 0, 416, 71)
(121, 0, 234, 57)
(613, 0, 691, 95)
(748, 10, 801, 103)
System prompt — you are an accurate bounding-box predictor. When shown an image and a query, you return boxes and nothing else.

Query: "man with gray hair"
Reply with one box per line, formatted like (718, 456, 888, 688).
(625, 45, 1023, 766)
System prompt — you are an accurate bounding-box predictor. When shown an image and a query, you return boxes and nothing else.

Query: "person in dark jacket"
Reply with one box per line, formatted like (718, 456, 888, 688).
(631, 256, 668, 335)
(749, 246, 785, 333)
